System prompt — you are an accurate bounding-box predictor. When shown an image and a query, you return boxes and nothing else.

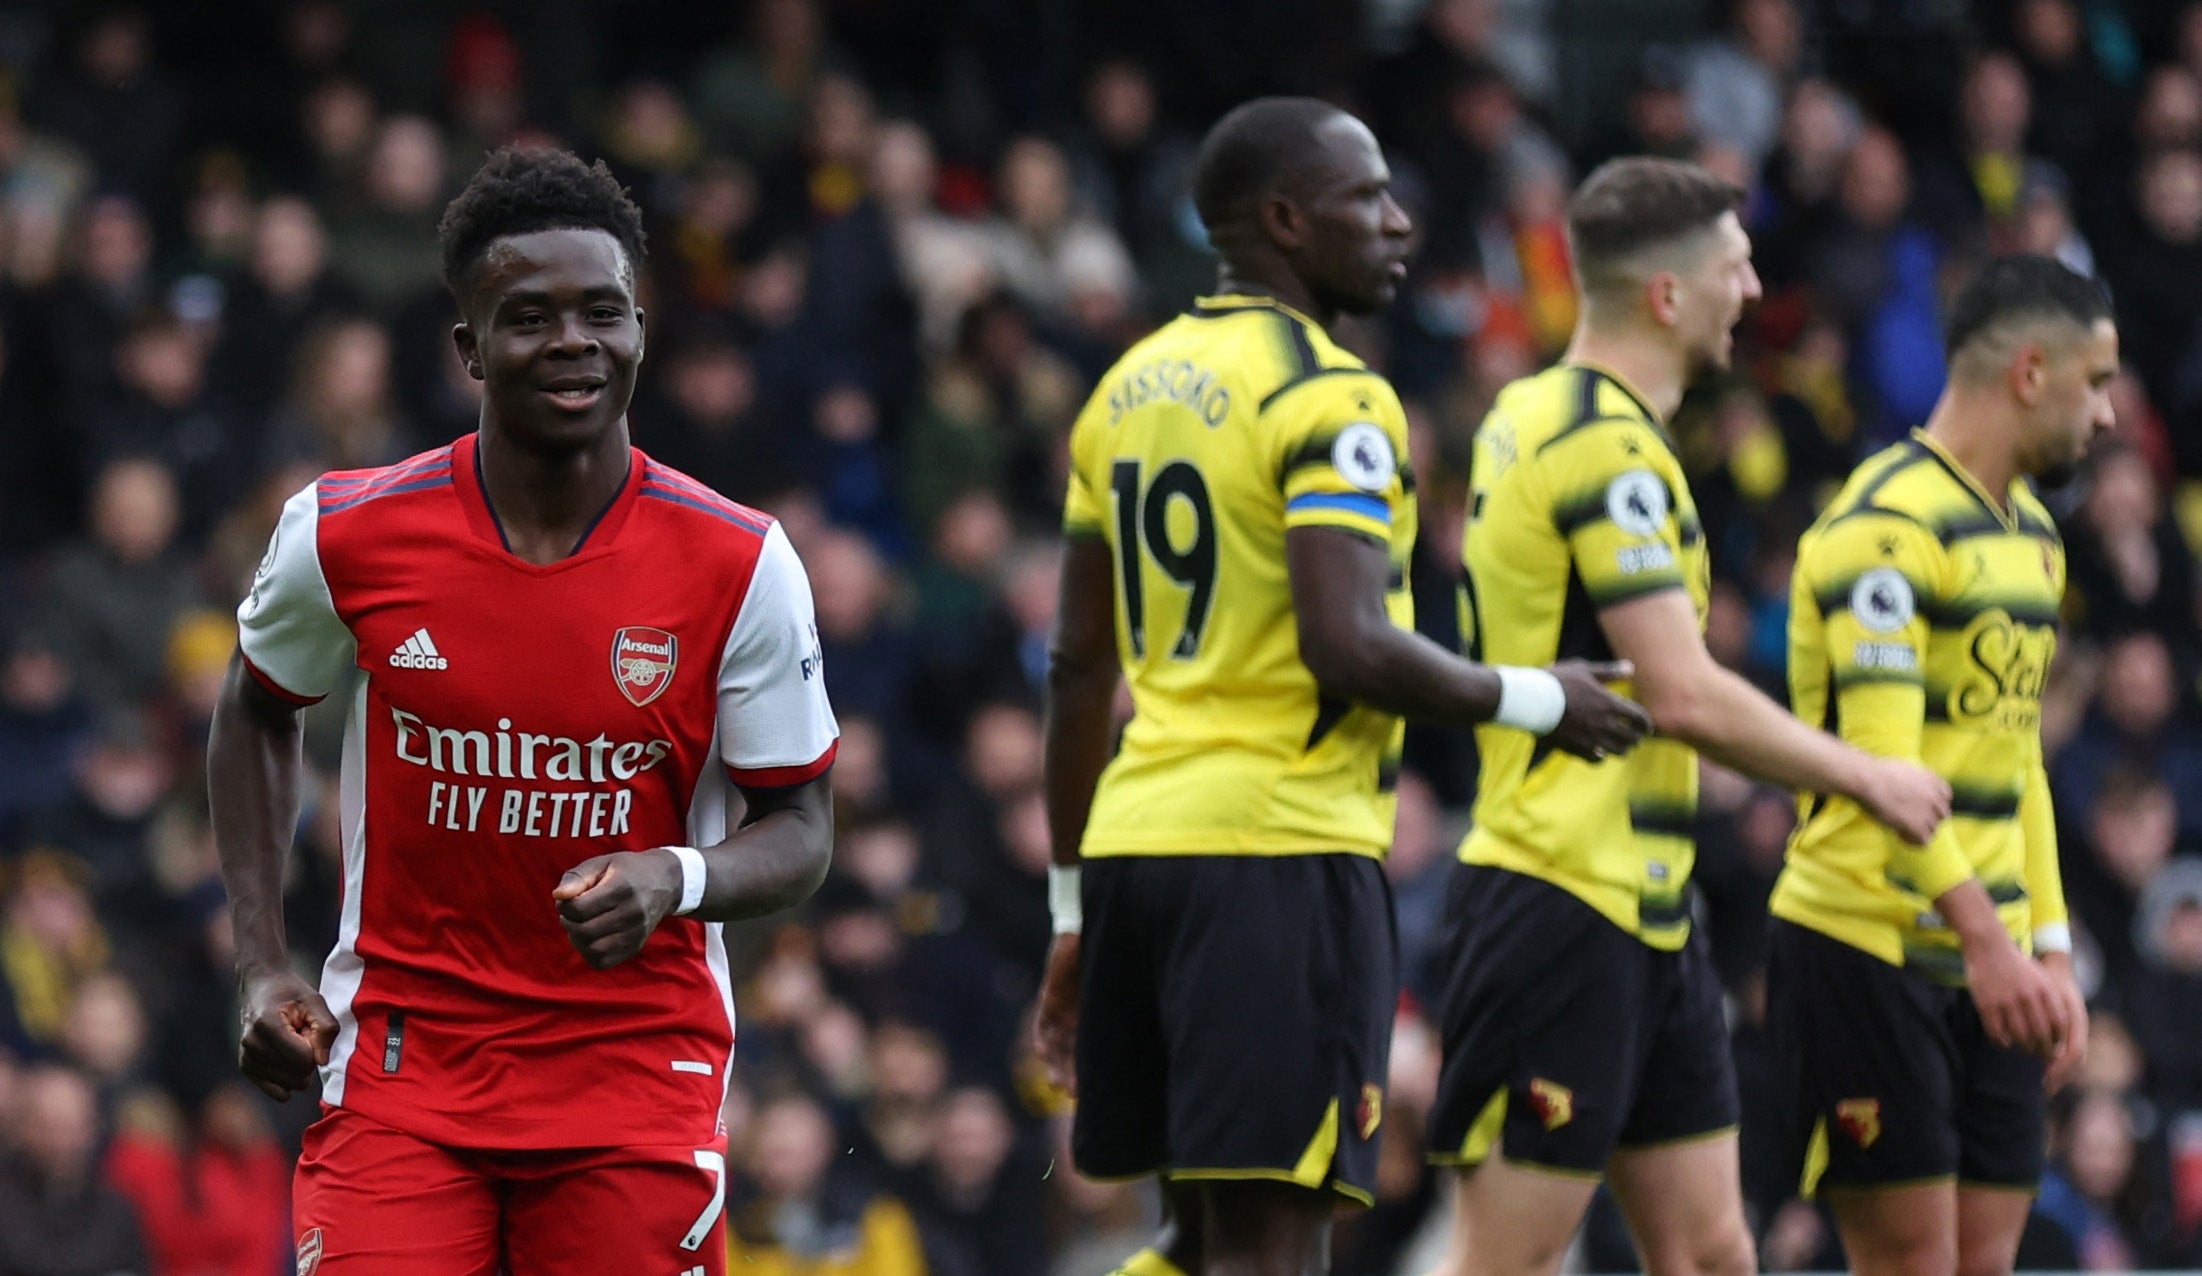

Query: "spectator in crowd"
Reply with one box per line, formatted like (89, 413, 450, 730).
(726, 1091, 933, 1275)
(0, 634, 92, 846)
(32, 457, 206, 712)
(2124, 859, 2202, 1111)
(102, 1084, 290, 1276)
(261, 316, 416, 472)
(2035, 1088, 2186, 1270)
(2009, 0, 2130, 193)
(1585, 45, 1701, 169)
(692, 0, 848, 167)
(2104, 148, 2202, 465)
(2063, 443, 2198, 657)
(1914, 50, 2036, 252)
(26, 7, 181, 205)
(900, 293, 1082, 535)
(44, 194, 158, 431)
(2066, 767, 2183, 982)
(902, 1087, 1046, 1276)
(977, 136, 1136, 337)
(0, 1063, 147, 1276)
(1751, 78, 1860, 292)
(1686, 0, 1806, 168)
(1065, 60, 1198, 269)
(325, 114, 450, 311)
(1812, 124, 1948, 442)
(2056, 630, 2202, 841)
(208, 196, 366, 424)
(0, 854, 111, 1060)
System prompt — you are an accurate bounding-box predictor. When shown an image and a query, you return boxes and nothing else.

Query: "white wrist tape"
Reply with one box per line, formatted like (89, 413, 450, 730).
(668, 847, 707, 916)
(1493, 666, 1567, 735)
(1049, 865, 1083, 935)
(2034, 922, 2072, 955)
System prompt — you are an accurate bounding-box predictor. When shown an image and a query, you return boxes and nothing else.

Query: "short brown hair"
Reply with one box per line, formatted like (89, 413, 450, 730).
(1567, 157, 1743, 293)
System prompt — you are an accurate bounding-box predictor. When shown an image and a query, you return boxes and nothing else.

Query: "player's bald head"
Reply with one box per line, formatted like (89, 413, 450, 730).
(1192, 97, 1358, 234)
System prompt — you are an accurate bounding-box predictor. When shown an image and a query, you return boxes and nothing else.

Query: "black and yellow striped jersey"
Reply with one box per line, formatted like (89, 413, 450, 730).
(1457, 363, 1712, 950)
(1061, 293, 1416, 858)
(1773, 430, 2071, 980)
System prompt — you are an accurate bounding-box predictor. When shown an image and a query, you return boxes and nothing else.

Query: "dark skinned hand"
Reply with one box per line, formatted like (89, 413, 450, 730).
(1545, 659, 1655, 762)
(238, 967, 337, 1101)
(554, 849, 685, 969)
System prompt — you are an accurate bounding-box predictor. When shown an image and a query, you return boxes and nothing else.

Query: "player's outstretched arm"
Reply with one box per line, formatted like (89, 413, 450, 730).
(1596, 589, 1952, 842)
(1032, 533, 1122, 1095)
(554, 773, 833, 969)
(209, 653, 337, 1102)
(1286, 526, 1651, 758)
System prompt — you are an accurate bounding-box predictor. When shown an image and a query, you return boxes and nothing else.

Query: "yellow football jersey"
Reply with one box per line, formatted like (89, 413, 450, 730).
(1457, 363, 1711, 950)
(1061, 293, 1415, 858)
(1773, 430, 2071, 979)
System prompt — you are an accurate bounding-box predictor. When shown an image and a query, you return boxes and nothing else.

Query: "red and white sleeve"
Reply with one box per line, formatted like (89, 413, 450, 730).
(236, 483, 355, 704)
(717, 523, 839, 786)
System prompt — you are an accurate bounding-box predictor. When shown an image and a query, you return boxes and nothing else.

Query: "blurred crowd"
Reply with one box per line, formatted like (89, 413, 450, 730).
(4, 0, 2202, 1272)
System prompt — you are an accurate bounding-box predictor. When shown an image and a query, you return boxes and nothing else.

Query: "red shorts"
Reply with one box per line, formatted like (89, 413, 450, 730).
(292, 1105, 728, 1275)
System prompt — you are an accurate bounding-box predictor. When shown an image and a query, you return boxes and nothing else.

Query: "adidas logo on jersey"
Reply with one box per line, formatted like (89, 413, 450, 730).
(389, 628, 449, 670)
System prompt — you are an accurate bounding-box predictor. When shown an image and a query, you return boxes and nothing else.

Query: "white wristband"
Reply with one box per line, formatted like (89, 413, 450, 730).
(1049, 864, 1083, 936)
(668, 847, 707, 916)
(1493, 666, 1567, 735)
(2034, 922, 2072, 955)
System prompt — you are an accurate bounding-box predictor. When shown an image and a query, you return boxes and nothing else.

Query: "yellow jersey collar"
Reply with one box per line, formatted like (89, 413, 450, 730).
(1191, 292, 1324, 330)
(1909, 428, 2017, 528)
(1563, 360, 1668, 438)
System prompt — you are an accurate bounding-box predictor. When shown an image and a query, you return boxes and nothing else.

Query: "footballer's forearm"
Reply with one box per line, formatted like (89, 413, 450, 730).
(1309, 618, 1506, 727)
(695, 774, 834, 920)
(208, 655, 308, 978)
(1044, 533, 1122, 868)
(1044, 658, 1118, 868)
(1651, 661, 1870, 797)
(1286, 527, 1505, 726)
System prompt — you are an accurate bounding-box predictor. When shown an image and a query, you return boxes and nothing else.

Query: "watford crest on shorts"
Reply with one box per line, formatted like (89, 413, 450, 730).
(1358, 1083, 1384, 1139)
(1836, 1097, 1882, 1149)
(1528, 1077, 1574, 1131)
(612, 627, 679, 707)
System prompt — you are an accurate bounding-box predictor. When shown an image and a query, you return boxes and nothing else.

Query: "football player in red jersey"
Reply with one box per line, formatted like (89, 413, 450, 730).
(209, 148, 837, 1273)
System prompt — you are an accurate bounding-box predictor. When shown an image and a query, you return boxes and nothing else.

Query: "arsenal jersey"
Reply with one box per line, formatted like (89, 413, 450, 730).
(236, 434, 838, 1149)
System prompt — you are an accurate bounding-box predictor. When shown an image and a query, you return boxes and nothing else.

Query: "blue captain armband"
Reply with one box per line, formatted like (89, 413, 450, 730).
(1286, 492, 1391, 523)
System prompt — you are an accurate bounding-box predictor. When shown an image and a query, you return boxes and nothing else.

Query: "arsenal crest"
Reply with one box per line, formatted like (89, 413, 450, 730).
(296, 1228, 324, 1276)
(612, 627, 678, 707)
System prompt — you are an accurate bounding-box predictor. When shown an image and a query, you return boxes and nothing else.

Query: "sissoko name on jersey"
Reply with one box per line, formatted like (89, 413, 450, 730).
(1063, 293, 1416, 858)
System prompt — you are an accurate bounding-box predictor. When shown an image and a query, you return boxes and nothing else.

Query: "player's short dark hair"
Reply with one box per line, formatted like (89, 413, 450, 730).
(1567, 157, 1742, 289)
(1942, 254, 2112, 363)
(1191, 96, 1349, 232)
(438, 147, 648, 298)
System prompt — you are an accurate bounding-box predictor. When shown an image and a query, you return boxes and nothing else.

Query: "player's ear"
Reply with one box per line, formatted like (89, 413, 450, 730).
(633, 305, 646, 364)
(1645, 271, 1682, 327)
(452, 321, 483, 381)
(2009, 340, 2047, 405)
(1257, 193, 1305, 251)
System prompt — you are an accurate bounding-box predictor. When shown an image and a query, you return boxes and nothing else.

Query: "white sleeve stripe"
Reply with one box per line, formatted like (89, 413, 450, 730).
(718, 523, 838, 772)
(237, 484, 356, 701)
